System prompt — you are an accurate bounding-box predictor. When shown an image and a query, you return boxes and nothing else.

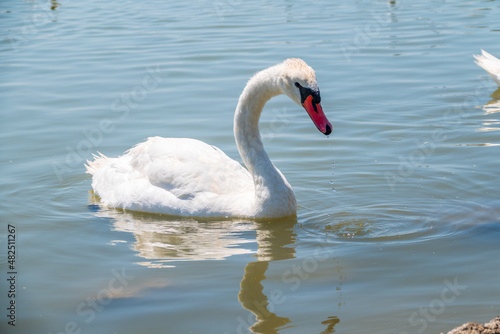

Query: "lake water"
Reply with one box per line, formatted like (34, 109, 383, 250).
(1, 0, 499, 333)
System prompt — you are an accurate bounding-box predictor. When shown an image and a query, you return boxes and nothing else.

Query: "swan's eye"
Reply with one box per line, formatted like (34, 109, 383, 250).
(295, 83, 321, 105)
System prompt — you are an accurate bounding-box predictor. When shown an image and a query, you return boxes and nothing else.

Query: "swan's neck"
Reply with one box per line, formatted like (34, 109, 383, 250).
(234, 66, 296, 216)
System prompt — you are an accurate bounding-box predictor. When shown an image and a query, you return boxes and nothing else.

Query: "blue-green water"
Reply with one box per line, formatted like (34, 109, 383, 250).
(1, 0, 499, 333)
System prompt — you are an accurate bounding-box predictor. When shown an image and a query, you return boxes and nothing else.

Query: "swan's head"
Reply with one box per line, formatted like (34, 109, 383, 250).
(279, 58, 332, 136)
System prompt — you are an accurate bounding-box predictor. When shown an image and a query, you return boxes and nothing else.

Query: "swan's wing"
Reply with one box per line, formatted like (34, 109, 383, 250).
(474, 50, 500, 86)
(128, 137, 253, 197)
(89, 137, 254, 215)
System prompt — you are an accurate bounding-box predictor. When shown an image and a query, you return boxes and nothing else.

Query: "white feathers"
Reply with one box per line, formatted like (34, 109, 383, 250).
(85, 152, 108, 175)
(474, 50, 500, 86)
(86, 137, 255, 217)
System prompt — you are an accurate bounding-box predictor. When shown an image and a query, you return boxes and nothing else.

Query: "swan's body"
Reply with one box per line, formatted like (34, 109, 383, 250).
(86, 59, 332, 218)
(474, 50, 500, 86)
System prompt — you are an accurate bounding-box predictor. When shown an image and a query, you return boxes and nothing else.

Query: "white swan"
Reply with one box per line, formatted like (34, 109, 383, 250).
(474, 50, 500, 86)
(85, 59, 332, 218)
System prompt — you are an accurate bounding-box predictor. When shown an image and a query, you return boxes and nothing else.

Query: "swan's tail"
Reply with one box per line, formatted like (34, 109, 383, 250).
(85, 152, 108, 175)
(474, 50, 500, 86)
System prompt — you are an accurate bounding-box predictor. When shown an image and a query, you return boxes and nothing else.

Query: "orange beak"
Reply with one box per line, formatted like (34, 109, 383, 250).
(302, 95, 332, 135)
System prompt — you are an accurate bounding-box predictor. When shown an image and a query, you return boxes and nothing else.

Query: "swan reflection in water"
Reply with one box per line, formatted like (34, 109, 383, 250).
(482, 88, 500, 113)
(91, 205, 340, 334)
(479, 88, 500, 134)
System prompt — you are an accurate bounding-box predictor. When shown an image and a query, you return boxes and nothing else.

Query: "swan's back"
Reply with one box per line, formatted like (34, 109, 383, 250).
(87, 137, 254, 217)
(474, 50, 500, 86)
